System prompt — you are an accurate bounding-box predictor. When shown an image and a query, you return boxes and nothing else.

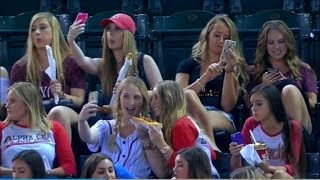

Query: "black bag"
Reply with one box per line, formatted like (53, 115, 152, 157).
(43, 98, 74, 113)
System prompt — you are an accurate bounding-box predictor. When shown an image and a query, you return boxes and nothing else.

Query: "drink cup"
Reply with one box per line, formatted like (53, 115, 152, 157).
(254, 143, 268, 160)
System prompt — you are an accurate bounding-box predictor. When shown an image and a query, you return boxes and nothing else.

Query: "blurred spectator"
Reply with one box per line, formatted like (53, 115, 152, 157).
(80, 152, 134, 179)
(230, 166, 265, 179)
(0, 66, 9, 120)
(12, 149, 46, 178)
(173, 147, 212, 179)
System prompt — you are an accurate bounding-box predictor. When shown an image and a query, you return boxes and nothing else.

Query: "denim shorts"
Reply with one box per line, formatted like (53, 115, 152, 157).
(205, 106, 236, 131)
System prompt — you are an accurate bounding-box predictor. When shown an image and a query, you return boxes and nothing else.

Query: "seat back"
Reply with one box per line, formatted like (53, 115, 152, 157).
(0, 0, 49, 16)
(229, 0, 308, 15)
(151, 10, 216, 80)
(306, 152, 320, 178)
(235, 9, 312, 65)
(66, 0, 146, 18)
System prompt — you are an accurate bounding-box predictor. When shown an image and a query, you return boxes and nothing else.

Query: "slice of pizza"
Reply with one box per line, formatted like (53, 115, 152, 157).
(131, 116, 163, 128)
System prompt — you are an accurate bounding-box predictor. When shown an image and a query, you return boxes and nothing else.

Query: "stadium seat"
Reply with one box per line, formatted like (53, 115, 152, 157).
(311, 0, 320, 14)
(148, 0, 226, 16)
(150, 10, 216, 80)
(0, 0, 50, 16)
(66, 0, 146, 18)
(229, 0, 308, 15)
(235, 9, 312, 65)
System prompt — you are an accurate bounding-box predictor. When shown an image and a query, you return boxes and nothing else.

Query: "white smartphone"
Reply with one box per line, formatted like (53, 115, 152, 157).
(88, 91, 98, 102)
(220, 40, 236, 63)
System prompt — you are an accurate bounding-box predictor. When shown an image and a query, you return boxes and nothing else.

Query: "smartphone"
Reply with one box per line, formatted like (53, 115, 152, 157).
(220, 40, 236, 63)
(75, 12, 88, 24)
(267, 67, 279, 74)
(88, 91, 98, 102)
(231, 132, 245, 144)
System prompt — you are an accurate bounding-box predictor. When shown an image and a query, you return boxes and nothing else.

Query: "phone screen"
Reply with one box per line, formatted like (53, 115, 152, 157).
(220, 40, 236, 63)
(76, 12, 88, 24)
(267, 67, 279, 74)
(231, 132, 245, 144)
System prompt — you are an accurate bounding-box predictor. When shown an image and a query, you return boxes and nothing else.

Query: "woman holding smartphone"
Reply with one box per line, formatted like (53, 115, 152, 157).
(176, 15, 249, 136)
(248, 20, 317, 135)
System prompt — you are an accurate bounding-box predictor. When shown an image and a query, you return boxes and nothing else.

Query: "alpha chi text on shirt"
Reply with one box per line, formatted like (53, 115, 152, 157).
(3, 133, 51, 149)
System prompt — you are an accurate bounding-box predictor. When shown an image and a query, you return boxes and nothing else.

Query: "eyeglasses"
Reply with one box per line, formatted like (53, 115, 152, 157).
(105, 26, 123, 33)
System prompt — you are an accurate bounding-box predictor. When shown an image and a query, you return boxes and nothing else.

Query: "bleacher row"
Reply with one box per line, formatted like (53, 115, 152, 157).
(0, 0, 320, 178)
(0, 0, 320, 79)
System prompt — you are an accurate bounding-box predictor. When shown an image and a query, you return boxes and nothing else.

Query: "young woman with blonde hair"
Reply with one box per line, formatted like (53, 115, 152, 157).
(78, 77, 165, 178)
(145, 80, 220, 178)
(1, 82, 76, 177)
(10, 12, 86, 140)
(67, 13, 162, 119)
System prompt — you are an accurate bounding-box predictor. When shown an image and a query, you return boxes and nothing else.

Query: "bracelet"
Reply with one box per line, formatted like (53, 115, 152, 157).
(142, 141, 156, 150)
(160, 145, 171, 154)
(195, 79, 206, 92)
(225, 69, 234, 73)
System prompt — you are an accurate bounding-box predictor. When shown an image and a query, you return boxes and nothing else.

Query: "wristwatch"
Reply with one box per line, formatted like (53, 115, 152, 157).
(160, 145, 170, 154)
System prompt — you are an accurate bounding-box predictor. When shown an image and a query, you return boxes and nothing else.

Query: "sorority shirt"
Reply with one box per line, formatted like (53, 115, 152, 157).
(10, 56, 86, 100)
(241, 117, 302, 176)
(177, 57, 225, 109)
(87, 120, 151, 178)
(169, 115, 219, 177)
(0, 121, 76, 176)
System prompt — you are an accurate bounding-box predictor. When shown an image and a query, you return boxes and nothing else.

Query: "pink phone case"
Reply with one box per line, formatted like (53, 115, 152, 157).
(76, 12, 88, 24)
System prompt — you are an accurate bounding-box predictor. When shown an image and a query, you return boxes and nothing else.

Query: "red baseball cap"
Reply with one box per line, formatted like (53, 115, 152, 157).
(100, 13, 136, 35)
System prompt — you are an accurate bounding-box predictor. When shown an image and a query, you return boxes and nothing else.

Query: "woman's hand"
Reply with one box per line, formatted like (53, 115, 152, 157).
(262, 71, 284, 84)
(79, 101, 99, 122)
(137, 125, 150, 141)
(50, 80, 63, 97)
(256, 159, 271, 173)
(224, 49, 237, 72)
(229, 142, 244, 157)
(148, 125, 166, 148)
(67, 20, 86, 42)
(203, 63, 223, 82)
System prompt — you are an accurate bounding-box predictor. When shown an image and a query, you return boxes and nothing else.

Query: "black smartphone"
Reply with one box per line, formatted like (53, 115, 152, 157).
(267, 67, 279, 74)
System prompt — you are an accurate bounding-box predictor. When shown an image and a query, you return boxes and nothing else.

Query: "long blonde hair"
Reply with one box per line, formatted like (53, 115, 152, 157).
(100, 29, 139, 97)
(5, 82, 51, 134)
(155, 80, 186, 146)
(26, 12, 71, 87)
(254, 20, 305, 84)
(108, 77, 149, 151)
(192, 15, 249, 96)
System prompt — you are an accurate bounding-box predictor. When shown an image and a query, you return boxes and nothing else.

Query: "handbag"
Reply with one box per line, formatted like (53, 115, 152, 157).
(43, 98, 74, 113)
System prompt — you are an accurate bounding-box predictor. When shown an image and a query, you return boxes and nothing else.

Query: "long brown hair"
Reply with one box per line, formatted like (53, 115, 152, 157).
(254, 20, 307, 84)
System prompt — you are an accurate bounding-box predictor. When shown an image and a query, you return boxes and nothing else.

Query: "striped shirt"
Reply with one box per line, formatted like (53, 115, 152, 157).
(87, 119, 151, 178)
